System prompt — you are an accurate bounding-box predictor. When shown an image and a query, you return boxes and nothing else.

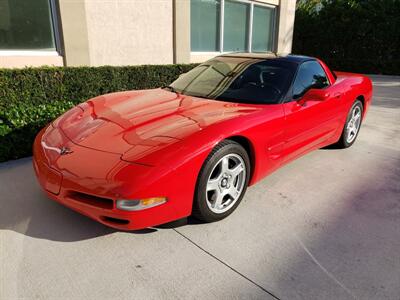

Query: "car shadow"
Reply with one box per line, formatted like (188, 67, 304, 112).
(155, 216, 203, 229)
(0, 157, 157, 242)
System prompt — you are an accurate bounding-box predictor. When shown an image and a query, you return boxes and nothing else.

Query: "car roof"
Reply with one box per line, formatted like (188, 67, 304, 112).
(218, 52, 315, 64)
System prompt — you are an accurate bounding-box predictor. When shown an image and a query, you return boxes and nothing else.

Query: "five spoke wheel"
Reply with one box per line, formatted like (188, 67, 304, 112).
(206, 154, 246, 214)
(193, 140, 250, 222)
(346, 105, 362, 143)
(334, 99, 363, 149)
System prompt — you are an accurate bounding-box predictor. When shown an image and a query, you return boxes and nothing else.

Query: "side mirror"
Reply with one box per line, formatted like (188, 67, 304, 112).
(295, 88, 329, 107)
(301, 88, 329, 102)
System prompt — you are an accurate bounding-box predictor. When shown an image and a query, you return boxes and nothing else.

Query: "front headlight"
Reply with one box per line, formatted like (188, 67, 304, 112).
(116, 197, 167, 211)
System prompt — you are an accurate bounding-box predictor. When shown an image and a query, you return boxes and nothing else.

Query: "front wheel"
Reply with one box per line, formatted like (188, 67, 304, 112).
(335, 100, 363, 148)
(192, 140, 250, 222)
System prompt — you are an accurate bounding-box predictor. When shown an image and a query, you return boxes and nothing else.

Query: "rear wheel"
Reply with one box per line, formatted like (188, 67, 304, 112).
(335, 100, 363, 148)
(192, 140, 250, 222)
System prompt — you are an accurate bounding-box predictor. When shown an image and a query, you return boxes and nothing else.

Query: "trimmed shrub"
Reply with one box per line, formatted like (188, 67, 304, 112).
(0, 64, 197, 162)
(293, 0, 400, 75)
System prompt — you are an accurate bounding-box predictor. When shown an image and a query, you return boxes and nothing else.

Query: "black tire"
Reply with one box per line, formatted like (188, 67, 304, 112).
(192, 140, 250, 222)
(334, 100, 364, 149)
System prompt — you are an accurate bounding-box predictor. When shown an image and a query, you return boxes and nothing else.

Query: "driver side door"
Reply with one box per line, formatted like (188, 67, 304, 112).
(281, 60, 342, 164)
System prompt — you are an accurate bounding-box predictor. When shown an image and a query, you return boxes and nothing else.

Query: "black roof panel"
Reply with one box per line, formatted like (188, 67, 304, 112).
(218, 52, 314, 64)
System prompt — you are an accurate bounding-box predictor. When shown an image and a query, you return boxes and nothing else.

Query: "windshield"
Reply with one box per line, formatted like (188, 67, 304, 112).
(168, 56, 297, 104)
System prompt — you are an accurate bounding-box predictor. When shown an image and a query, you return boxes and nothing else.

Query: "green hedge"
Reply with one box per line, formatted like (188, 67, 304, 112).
(293, 0, 400, 75)
(0, 64, 197, 162)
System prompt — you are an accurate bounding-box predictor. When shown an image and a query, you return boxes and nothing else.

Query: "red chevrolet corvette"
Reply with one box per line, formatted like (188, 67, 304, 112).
(33, 53, 372, 230)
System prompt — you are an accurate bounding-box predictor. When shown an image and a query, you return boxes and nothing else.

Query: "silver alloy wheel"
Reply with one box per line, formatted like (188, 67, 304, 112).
(206, 153, 246, 214)
(346, 106, 362, 143)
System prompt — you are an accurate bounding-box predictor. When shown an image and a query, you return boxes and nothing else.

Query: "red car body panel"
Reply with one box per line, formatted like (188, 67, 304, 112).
(33, 57, 372, 230)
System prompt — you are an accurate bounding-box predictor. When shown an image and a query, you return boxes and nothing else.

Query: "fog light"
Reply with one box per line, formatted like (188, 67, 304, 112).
(116, 197, 167, 211)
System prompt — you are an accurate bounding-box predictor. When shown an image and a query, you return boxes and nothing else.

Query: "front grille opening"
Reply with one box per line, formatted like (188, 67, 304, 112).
(101, 216, 130, 225)
(67, 191, 114, 209)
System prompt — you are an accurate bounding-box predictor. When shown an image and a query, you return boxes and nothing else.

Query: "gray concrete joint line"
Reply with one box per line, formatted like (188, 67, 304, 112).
(173, 228, 281, 300)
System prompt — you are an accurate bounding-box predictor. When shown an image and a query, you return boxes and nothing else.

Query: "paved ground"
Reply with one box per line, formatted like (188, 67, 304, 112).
(1, 75, 399, 300)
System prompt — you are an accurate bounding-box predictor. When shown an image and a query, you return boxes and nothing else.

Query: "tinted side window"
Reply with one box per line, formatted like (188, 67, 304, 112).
(292, 61, 329, 99)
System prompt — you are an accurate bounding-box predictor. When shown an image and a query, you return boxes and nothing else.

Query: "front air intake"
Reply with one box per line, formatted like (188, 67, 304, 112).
(101, 216, 130, 225)
(66, 191, 114, 209)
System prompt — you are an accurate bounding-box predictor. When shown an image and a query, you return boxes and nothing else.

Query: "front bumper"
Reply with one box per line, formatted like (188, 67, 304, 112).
(32, 126, 193, 230)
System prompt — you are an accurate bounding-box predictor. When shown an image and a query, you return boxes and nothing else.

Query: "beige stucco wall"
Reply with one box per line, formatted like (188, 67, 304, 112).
(0, 54, 63, 68)
(173, 0, 190, 64)
(276, 0, 296, 55)
(58, 0, 90, 66)
(84, 0, 174, 66)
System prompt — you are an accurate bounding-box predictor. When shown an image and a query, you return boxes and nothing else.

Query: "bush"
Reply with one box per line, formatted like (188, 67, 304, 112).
(0, 64, 197, 162)
(293, 0, 400, 75)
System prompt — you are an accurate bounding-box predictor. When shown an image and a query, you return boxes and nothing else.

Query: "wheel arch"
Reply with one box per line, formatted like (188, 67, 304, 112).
(355, 95, 366, 118)
(225, 135, 256, 183)
(356, 95, 365, 107)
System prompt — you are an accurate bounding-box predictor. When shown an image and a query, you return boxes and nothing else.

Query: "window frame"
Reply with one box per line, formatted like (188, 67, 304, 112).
(0, 0, 61, 56)
(191, 0, 277, 54)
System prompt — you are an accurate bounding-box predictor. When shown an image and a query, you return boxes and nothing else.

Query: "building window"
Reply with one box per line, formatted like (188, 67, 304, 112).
(0, 0, 58, 52)
(252, 5, 275, 52)
(191, 0, 221, 52)
(223, 0, 250, 52)
(191, 0, 276, 53)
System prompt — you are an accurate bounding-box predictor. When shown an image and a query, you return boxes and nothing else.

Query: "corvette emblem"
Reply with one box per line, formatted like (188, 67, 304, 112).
(59, 147, 73, 155)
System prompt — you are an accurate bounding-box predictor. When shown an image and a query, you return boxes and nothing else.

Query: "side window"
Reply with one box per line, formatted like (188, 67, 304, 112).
(292, 61, 330, 99)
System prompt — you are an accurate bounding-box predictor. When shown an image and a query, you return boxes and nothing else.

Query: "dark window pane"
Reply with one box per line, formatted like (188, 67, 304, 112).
(252, 5, 274, 52)
(293, 61, 330, 99)
(191, 0, 220, 52)
(223, 0, 249, 52)
(0, 0, 56, 50)
(170, 57, 297, 104)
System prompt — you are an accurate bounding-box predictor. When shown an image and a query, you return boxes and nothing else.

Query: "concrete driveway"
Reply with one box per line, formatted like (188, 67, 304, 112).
(1, 75, 399, 300)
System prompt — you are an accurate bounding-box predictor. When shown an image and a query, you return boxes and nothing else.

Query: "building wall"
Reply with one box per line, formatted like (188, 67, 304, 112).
(58, 0, 91, 66)
(0, 53, 63, 68)
(276, 0, 296, 55)
(0, 0, 296, 68)
(84, 0, 174, 66)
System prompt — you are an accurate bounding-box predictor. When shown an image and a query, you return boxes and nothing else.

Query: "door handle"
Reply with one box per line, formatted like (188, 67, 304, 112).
(333, 92, 342, 98)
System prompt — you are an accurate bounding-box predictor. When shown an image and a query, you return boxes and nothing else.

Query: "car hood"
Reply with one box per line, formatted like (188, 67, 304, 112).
(55, 89, 259, 162)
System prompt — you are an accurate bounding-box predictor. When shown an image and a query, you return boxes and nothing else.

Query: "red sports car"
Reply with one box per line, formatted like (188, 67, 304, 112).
(33, 53, 373, 230)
